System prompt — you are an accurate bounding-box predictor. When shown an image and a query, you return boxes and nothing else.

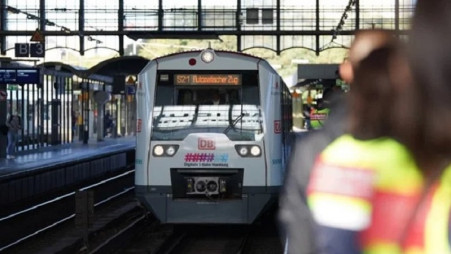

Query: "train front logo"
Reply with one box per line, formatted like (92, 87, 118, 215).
(198, 138, 215, 150)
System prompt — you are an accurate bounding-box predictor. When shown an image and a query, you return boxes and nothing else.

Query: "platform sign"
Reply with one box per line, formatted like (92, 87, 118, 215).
(15, 43, 29, 57)
(0, 68, 39, 84)
(0, 69, 17, 83)
(14, 43, 45, 58)
(127, 76, 135, 84)
(126, 85, 136, 94)
(30, 43, 45, 57)
(30, 29, 44, 43)
(17, 69, 40, 83)
(7, 85, 18, 91)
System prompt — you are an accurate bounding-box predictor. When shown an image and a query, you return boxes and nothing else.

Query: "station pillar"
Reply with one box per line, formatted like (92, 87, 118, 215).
(94, 91, 110, 141)
(0, 84, 6, 159)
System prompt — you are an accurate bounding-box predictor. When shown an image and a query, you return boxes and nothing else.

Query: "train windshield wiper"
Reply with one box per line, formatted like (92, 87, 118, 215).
(223, 112, 245, 134)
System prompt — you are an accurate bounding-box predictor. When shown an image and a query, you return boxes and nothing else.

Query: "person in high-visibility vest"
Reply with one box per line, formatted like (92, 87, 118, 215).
(279, 29, 400, 254)
(309, 104, 330, 129)
(401, 0, 451, 252)
(307, 135, 451, 253)
(305, 42, 410, 254)
(307, 33, 451, 253)
(309, 86, 344, 130)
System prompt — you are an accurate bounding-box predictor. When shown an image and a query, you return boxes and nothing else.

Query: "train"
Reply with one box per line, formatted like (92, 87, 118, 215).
(135, 49, 293, 224)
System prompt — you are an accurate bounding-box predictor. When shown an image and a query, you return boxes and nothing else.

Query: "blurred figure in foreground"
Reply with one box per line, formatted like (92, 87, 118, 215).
(278, 29, 398, 254)
(307, 1, 451, 250)
(306, 43, 419, 254)
(400, 0, 451, 252)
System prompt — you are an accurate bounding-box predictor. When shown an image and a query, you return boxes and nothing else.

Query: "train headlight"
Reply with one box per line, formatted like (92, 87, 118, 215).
(166, 146, 176, 156)
(201, 49, 215, 63)
(153, 145, 164, 156)
(235, 145, 262, 157)
(239, 146, 249, 156)
(250, 146, 261, 156)
(153, 145, 179, 157)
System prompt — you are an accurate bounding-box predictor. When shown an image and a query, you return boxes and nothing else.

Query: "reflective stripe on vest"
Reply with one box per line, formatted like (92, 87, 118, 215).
(423, 166, 451, 254)
(307, 134, 425, 253)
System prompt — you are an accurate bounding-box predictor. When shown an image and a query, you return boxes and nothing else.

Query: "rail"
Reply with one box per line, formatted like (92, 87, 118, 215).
(0, 169, 135, 252)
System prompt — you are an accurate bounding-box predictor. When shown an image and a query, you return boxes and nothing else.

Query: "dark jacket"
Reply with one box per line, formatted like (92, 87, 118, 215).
(6, 115, 21, 134)
(278, 93, 347, 254)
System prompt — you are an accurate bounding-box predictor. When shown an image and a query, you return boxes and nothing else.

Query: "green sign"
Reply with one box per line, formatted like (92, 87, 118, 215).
(7, 85, 18, 91)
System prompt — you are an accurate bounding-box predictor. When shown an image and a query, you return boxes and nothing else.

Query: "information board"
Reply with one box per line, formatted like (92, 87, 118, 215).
(0, 68, 40, 84)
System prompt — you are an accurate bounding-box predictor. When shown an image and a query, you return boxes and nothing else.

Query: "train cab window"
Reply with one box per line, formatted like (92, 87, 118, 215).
(226, 89, 240, 104)
(242, 86, 259, 105)
(155, 85, 174, 106)
(152, 71, 262, 141)
(177, 89, 241, 106)
(199, 89, 225, 105)
(177, 89, 194, 105)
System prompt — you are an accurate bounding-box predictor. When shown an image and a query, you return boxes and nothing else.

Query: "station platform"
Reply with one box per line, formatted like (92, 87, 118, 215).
(0, 136, 136, 177)
(0, 136, 136, 209)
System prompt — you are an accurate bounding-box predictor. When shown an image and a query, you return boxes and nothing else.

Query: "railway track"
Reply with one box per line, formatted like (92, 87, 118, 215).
(0, 169, 137, 253)
(155, 225, 251, 254)
(0, 167, 283, 254)
(108, 207, 284, 254)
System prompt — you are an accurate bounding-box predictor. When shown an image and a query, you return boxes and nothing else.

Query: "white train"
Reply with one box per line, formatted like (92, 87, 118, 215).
(135, 49, 292, 224)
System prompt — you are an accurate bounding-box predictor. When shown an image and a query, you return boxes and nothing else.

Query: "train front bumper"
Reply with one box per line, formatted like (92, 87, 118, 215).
(135, 185, 278, 224)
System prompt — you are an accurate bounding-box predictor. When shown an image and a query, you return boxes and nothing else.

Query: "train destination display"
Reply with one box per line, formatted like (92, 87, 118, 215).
(175, 74, 241, 85)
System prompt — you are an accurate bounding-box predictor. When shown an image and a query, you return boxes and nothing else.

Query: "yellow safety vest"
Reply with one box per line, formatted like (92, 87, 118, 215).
(310, 107, 330, 129)
(307, 134, 451, 254)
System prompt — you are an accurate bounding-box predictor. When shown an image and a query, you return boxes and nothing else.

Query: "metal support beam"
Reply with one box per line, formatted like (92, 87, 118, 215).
(355, 0, 360, 30)
(0, 29, 407, 38)
(39, 0, 45, 31)
(198, 0, 202, 31)
(79, 0, 85, 55)
(276, 0, 281, 54)
(1, 0, 6, 54)
(0, 1, 411, 56)
(236, 0, 241, 51)
(315, 0, 320, 56)
(118, 0, 124, 56)
(395, 0, 399, 32)
(158, 0, 163, 31)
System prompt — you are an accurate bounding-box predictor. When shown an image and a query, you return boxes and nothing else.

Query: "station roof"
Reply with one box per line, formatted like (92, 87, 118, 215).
(88, 55, 150, 77)
(39, 55, 150, 84)
(41, 55, 149, 77)
(39, 61, 112, 83)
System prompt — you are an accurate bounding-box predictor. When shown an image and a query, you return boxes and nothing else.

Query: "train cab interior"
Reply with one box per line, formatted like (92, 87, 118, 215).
(177, 89, 241, 106)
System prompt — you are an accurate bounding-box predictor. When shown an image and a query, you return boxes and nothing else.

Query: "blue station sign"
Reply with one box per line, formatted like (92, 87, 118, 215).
(0, 68, 40, 84)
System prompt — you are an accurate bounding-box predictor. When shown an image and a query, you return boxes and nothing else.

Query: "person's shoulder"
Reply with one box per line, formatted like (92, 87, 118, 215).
(442, 165, 451, 188)
(292, 128, 339, 155)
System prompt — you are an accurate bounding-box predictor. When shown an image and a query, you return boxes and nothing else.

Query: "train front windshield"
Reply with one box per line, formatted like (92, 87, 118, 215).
(151, 71, 263, 141)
